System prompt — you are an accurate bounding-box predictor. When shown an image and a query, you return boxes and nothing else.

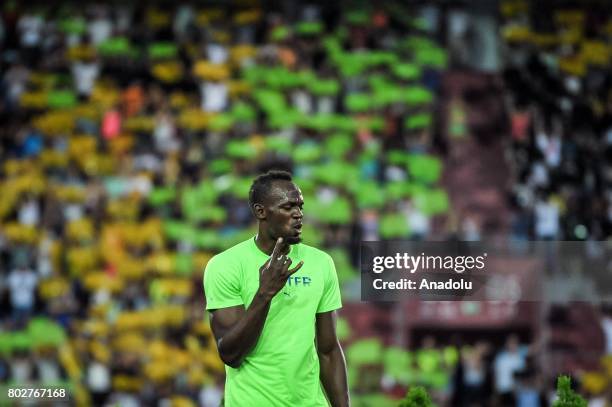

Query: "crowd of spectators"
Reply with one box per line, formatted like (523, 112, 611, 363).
(0, 1, 451, 405)
(501, 1, 612, 242)
(498, 1, 612, 404)
(1, 0, 611, 405)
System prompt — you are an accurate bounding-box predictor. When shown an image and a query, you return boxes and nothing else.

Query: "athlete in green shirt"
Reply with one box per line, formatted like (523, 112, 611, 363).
(204, 170, 350, 406)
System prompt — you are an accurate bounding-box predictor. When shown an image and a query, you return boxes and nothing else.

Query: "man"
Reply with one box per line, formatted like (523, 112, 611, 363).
(204, 170, 349, 406)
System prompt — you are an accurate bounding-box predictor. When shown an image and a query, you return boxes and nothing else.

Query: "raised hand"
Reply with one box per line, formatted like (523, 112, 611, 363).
(258, 237, 304, 300)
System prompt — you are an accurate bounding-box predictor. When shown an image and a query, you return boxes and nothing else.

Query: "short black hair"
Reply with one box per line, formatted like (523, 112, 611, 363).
(249, 170, 293, 209)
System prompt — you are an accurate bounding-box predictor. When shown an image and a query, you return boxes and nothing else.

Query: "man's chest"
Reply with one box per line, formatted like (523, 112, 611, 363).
(241, 261, 324, 309)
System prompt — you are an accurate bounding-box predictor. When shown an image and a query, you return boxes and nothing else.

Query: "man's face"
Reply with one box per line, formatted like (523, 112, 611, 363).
(262, 180, 304, 244)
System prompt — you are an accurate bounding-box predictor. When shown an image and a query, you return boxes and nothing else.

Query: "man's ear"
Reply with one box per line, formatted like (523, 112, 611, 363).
(253, 203, 266, 220)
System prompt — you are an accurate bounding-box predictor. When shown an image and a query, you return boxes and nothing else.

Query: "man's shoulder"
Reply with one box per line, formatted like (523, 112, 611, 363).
(207, 238, 253, 268)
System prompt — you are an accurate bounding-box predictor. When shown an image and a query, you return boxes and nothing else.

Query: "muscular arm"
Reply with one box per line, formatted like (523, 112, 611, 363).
(316, 311, 350, 407)
(209, 292, 272, 369)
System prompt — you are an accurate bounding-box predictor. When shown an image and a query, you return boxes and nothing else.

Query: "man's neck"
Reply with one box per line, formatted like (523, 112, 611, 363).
(254, 233, 290, 256)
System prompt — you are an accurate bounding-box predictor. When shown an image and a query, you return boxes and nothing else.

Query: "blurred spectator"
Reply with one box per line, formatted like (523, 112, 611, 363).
(514, 368, 545, 407)
(87, 6, 113, 46)
(493, 334, 529, 406)
(153, 108, 180, 154)
(199, 376, 223, 407)
(454, 341, 492, 407)
(18, 194, 40, 227)
(86, 355, 112, 405)
(3, 61, 29, 109)
(200, 79, 228, 113)
(10, 350, 34, 383)
(601, 306, 612, 355)
(17, 10, 43, 65)
(534, 193, 559, 240)
(7, 263, 38, 326)
(71, 56, 100, 99)
(34, 347, 63, 383)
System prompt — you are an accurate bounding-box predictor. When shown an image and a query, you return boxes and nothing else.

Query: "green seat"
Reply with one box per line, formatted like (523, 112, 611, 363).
(267, 109, 303, 129)
(264, 135, 293, 154)
(416, 348, 441, 373)
(311, 161, 359, 187)
(345, 93, 371, 112)
(413, 188, 449, 216)
(327, 248, 356, 285)
(355, 182, 385, 209)
(59, 18, 86, 35)
(308, 79, 340, 96)
(225, 140, 257, 159)
(301, 114, 335, 132)
(387, 150, 410, 166)
(393, 63, 421, 81)
(347, 339, 385, 393)
(292, 142, 322, 163)
(195, 230, 221, 250)
(299, 224, 324, 247)
(149, 187, 177, 207)
(295, 21, 323, 36)
(149, 42, 178, 59)
(209, 114, 234, 132)
(98, 37, 135, 57)
(353, 394, 397, 407)
(175, 253, 193, 275)
(383, 347, 415, 383)
(270, 26, 290, 41)
(325, 133, 353, 159)
(231, 101, 256, 123)
(346, 11, 369, 26)
(347, 338, 384, 366)
(443, 346, 459, 366)
(208, 159, 232, 175)
(307, 196, 352, 225)
(48, 91, 77, 109)
(406, 155, 443, 184)
(385, 182, 421, 200)
(380, 213, 411, 239)
(28, 318, 66, 347)
(164, 221, 196, 244)
(415, 47, 448, 69)
(404, 86, 434, 106)
(404, 113, 433, 130)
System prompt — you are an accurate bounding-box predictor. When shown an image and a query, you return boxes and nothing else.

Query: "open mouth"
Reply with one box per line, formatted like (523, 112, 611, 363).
(292, 224, 303, 233)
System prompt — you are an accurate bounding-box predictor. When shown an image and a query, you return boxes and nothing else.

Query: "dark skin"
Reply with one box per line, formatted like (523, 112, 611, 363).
(208, 180, 349, 407)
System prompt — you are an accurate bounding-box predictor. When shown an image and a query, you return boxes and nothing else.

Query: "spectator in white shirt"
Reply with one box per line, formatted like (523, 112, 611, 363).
(7, 266, 38, 327)
(200, 81, 228, 112)
(534, 193, 559, 240)
(3, 63, 30, 109)
(71, 58, 100, 99)
(87, 8, 113, 46)
(494, 335, 529, 406)
(17, 12, 43, 48)
(18, 196, 40, 227)
(535, 118, 562, 169)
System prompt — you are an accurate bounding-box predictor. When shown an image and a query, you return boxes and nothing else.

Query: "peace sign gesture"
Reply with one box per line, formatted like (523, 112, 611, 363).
(258, 237, 304, 300)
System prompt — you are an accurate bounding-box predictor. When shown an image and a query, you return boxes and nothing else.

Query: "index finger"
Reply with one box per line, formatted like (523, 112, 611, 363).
(288, 260, 304, 275)
(270, 237, 284, 262)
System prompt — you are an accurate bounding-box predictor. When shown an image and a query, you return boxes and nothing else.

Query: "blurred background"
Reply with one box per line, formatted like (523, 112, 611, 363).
(0, 0, 611, 405)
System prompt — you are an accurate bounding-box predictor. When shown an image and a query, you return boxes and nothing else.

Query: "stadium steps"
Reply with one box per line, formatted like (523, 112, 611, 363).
(438, 71, 512, 237)
(546, 303, 606, 373)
